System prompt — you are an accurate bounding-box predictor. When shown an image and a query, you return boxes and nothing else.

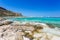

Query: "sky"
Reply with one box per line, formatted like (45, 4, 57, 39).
(0, 0, 60, 17)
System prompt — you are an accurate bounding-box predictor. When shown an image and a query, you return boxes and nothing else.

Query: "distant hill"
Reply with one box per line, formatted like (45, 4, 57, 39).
(0, 7, 23, 17)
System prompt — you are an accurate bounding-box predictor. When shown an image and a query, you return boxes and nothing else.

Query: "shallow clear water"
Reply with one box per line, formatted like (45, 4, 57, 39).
(7, 17, 60, 27)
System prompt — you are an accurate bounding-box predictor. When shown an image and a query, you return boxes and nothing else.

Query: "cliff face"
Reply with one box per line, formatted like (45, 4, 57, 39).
(0, 7, 23, 17)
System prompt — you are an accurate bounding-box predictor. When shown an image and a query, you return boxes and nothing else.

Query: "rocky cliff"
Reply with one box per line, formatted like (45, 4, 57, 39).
(0, 7, 23, 17)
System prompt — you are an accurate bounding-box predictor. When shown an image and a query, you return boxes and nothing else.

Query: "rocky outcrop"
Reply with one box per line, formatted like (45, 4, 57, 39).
(0, 7, 23, 17)
(0, 18, 60, 40)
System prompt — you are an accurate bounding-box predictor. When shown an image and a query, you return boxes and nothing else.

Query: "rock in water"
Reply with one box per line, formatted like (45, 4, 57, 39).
(0, 21, 60, 40)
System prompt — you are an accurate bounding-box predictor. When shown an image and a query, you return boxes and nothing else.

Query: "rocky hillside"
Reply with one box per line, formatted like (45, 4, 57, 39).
(0, 7, 23, 17)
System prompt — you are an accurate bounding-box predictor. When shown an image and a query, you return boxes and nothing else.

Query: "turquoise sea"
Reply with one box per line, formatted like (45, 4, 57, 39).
(7, 17, 60, 27)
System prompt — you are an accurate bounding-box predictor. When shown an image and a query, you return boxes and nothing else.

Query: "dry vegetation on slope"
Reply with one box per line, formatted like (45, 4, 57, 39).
(0, 7, 23, 17)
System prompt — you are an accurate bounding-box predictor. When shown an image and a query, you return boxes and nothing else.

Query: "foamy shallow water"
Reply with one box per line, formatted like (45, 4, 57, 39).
(21, 22, 60, 40)
(4, 17, 60, 40)
(6, 17, 60, 27)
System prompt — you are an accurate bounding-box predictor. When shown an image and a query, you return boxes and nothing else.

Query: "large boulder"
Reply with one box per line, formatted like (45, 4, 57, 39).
(0, 20, 13, 26)
(0, 17, 6, 21)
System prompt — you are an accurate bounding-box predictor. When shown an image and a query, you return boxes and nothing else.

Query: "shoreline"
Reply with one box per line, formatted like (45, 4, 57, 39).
(1, 16, 60, 18)
(0, 17, 60, 40)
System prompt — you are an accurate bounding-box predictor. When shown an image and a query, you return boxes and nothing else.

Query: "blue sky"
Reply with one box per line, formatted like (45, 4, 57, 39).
(0, 0, 60, 17)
